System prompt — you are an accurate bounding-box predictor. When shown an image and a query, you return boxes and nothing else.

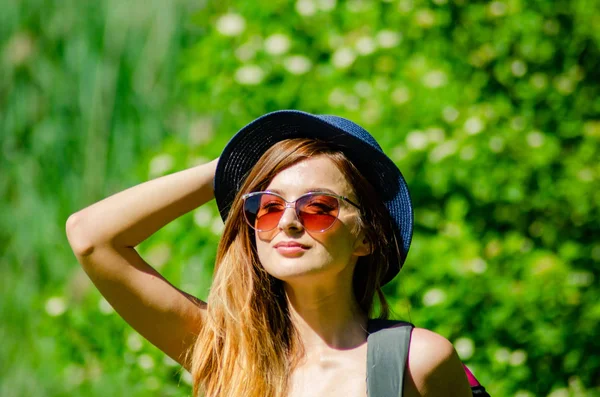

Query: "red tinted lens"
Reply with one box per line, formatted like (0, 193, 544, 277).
(244, 193, 285, 231)
(297, 194, 340, 231)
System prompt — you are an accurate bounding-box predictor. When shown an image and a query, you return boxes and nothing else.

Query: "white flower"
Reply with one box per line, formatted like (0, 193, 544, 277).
(98, 297, 114, 315)
(422, 288, 446, 306)
(442, 106, 459, 123)
(454, 337, 475, 360)
(426, 127, 445, 143)
(64, 364, 85, 387)
(149, 154, 174, 178)
(211, 217, 224, 235)
(328, 88, 346, 107)
(332, 47, 356, 69)
(391, 87, 411, 104)
(317, 0, 337, 11)
(415, 9, 436, 28)
(489, 1, 507, 17)
(4, 32, 35, 66)
(163, 355, 180, 367)
(464, 117, 485, 135)
(137, 354, 155, 371)
(145, 243, 171, 270)
(295, 0, 317, 16)
(346, 0, 369, 12)
(577, 168, 593, 182)
(494, 347, 511, 363)
(235, 43, 257, 62)
(264, 34, 291, 55)
(422, 70, 448, 88)
(234, 65, 265, 85)
(284, 55, 312, 75)
(489, 136, 505, 152)
(511, 59, 527, 77)
(547, 389, 569, 397)
(188, 156, 210, 167)
(392, 145, 407, 161)
(344, 95, 360, 111)
(362, 103, 382, 124)
(567, 271, 594, 287)
(554, 75, 575, 95)
(530, 73, 548, 89)
(526, 131, 544, 147)
(355, 36, 377, 55)
(216, 13, 246, 37)
(469, 258, 488, 274)
(188, 118, 213, 146)
(376, 30, 402, 48)
(45, 296, 67, 317)
(354, 81, 373, 97)
(509, 350, 527, 366)
(127, 333, 143, 352)
(194, 207, 213, 227)
(406, 130, 428, 150)
(327, 34, 344, 49)
(181, 370, 193, 385)
(428, 140, 457, 163)
(398, 0, 414, 13)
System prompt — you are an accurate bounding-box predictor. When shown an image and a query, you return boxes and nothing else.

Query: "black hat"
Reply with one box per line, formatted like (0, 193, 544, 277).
(214, 110, 413, 284)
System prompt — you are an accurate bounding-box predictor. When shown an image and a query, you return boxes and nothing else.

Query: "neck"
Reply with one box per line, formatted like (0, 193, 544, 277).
(284, 274, 368, 352)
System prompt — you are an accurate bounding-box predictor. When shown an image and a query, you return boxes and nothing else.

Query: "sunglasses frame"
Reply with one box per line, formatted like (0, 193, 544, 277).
(241, 190, 361, 232)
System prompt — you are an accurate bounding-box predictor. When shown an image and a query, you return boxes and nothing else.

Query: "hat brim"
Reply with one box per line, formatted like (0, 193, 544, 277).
(214, 110, 413, 284)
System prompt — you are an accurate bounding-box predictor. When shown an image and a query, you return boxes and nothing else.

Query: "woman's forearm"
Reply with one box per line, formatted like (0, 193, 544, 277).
(67, 158, 219, 254)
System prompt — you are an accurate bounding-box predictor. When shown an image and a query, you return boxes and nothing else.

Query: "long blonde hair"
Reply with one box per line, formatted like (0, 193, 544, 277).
(189, 139, 398, 397)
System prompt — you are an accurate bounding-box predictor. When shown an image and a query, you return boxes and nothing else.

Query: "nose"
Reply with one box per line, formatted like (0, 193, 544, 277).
(277, 206, 303, 232)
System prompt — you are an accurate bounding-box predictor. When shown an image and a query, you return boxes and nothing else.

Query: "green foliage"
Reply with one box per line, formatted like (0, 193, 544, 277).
(1, 0, 599, 396)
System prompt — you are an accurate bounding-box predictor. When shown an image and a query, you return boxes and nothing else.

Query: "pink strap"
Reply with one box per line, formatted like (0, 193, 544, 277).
(463, 364, 481, 387)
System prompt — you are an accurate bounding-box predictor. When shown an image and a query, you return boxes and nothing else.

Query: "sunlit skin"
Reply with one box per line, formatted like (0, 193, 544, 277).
(253, 156, 372, 396)
(252, 156, 472, 397)
(255, 156, 370, 286)
(68, 154, 472, 397)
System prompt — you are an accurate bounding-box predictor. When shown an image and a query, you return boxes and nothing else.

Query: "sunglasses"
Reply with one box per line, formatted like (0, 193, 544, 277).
(242, 191, 361, 232)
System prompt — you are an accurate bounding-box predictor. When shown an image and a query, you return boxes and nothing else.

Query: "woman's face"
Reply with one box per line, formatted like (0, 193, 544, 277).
(254, 155, 370, 285)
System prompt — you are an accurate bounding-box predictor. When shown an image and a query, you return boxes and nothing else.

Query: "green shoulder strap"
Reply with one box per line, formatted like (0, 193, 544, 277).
(366, 319, 414, 397)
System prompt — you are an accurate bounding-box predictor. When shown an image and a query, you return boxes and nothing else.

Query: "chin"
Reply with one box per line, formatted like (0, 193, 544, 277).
(262, 258, 341, 284)
(265, 263, 321, 282)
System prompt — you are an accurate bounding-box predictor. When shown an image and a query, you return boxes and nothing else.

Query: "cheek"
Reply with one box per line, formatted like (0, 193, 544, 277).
(324, 236, 353, 259)
(254, 232, 275, 265)
(313, 227, 357, 259)
(255, 239, 268, 262)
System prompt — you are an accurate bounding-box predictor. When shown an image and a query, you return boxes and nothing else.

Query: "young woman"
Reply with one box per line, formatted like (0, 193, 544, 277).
(66, 110, 473, 396)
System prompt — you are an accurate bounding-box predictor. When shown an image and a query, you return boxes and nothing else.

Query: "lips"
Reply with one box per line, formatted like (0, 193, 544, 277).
(273, 241, 309, 256)
(274, 241, 309, 249)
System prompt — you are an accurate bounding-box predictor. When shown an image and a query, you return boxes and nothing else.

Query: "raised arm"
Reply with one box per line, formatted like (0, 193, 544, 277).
(65, 158, 219, 370)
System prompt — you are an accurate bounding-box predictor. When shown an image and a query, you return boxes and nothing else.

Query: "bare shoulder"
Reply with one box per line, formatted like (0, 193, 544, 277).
(403, 327, 472, 397)
(409, 328, 456, 368)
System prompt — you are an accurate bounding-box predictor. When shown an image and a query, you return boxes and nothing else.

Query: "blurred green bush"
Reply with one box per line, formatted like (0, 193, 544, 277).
(1, 0, 598, 396)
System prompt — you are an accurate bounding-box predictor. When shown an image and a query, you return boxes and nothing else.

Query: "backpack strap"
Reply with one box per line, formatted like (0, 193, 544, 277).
(367, 319, 492, 397)
(366, 319, 414, 397)
(463, 365, 491, 396)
